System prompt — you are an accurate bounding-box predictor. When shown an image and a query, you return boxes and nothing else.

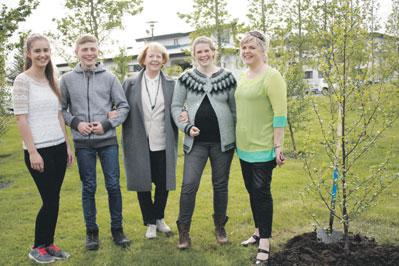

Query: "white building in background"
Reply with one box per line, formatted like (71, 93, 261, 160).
(56, 30, 242, 78)
(56, 31, 194, 77)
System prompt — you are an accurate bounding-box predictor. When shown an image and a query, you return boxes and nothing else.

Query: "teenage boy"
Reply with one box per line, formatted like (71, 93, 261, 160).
(61, 34, 131, 250)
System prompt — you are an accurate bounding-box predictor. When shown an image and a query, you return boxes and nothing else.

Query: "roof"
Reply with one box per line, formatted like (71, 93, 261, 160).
(136, 31, 192, 42)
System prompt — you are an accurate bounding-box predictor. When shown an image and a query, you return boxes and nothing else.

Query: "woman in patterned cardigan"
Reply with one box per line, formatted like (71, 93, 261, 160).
(171, 36, 237, 249)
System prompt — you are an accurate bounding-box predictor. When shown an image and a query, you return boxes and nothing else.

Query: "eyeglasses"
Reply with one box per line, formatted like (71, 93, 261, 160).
(248, 31, 266, 42)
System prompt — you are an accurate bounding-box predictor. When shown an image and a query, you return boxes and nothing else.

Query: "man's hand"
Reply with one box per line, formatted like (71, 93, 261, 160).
(91, 122, 104, 135)
(78, 122, 92, 136)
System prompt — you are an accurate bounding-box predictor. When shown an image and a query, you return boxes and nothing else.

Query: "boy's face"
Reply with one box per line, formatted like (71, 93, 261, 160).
(76, 42, 98, 69)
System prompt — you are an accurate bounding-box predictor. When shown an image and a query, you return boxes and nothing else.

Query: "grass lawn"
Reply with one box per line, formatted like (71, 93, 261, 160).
(0, 87, 398, 265)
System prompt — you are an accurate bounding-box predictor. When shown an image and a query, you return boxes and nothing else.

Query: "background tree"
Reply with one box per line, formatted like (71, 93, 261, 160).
(6, 31, 30, 84)
(304, 0, 398, 250)
(266, 0, 312, 155)
(383, 0, 399, 84)
(54, 0, 143, 62)
(112, 47, 130, 83)
(0, 1, 38, 139)
(178, 0, 235, 65)
(247, 0, 278, 35)
(164, 65, 183, 78)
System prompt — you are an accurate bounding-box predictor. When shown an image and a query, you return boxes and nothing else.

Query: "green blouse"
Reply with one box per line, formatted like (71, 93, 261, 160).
(235, 67, 287, 163)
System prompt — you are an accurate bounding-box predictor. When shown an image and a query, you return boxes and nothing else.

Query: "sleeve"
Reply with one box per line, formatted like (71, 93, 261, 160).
(60, 76, 81, 130)
(12, 75, 29, 115)
(266, 70, 287, 128)
(102, 76, 130, 131)
(171, 79, 192, 135)
(228, 80, 237, 125)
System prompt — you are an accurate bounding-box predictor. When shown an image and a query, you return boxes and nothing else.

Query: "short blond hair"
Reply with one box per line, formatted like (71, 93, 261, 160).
(191, 36, 217, 58)
(75, 34, 98, 50)
(240, 31, 268, 52)
(137, 42, 169, 67)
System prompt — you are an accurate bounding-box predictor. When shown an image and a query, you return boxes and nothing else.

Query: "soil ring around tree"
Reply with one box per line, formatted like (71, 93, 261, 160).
(270, 232, 399, 266)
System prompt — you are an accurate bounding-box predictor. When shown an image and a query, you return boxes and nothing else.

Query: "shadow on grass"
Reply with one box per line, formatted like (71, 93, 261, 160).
(0, 175, 13, 190)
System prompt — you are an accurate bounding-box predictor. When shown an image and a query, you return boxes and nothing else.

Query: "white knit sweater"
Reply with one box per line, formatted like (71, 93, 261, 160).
(12, 73, 65, 150)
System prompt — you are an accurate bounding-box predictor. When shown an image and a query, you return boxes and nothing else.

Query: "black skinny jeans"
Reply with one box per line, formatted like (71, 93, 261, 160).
(137, 150, 169, 225)
(24, 142, 67, 247)
(240, 159, 276, 238)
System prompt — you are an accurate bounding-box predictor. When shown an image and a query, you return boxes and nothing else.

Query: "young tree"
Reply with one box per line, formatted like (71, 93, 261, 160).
(112, 47, 130, 83)
(54, 0, 143, 61)
(304, 0, 398, 250)
(178, 0, 234, 65)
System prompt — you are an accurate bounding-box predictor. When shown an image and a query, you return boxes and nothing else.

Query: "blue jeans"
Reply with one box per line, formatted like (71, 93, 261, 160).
(76, 145, 123, 231)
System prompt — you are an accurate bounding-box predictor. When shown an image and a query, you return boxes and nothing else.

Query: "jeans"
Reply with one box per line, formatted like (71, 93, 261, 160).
(178, 142, 234, 224)
(24, 142, 67, 247)
(240, 159, 276, 238)
(137, 150, 169, 225)
(76, 145, 123, 231)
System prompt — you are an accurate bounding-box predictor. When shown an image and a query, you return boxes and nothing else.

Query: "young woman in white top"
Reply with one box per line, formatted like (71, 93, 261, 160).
(12, 34, 73, 264)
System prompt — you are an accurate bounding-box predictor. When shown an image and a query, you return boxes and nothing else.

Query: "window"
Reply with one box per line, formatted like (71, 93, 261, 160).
(221, 31, 230, 44)
(304, 71, 313, 79)
(173, 39, 179, 46)
(128, 64, 142, 72)
(318, 72, 323, 78)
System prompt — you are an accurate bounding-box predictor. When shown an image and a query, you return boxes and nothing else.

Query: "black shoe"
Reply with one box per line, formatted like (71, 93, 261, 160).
(86, 229, 99, 251)
(111, 228, 131, 248)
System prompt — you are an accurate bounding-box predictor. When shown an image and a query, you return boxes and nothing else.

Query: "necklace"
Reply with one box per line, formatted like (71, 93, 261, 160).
(144, 75, 161, 110)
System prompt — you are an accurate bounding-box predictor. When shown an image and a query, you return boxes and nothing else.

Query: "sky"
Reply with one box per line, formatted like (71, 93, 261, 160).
(3, 0, 394, 62)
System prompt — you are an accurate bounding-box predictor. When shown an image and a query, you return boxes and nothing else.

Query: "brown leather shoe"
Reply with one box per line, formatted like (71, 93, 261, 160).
(176, 221, 191, 249)
(214, 215, 229, 244)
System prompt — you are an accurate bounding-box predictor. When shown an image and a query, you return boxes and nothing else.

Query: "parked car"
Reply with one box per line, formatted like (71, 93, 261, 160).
(304, 69, 330, 95)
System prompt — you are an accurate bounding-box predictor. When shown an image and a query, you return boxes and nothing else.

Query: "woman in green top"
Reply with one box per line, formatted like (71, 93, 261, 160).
(235, 31, 287, 265)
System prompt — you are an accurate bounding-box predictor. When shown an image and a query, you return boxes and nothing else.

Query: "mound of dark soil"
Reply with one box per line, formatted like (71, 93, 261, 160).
(270, 232, 399, 266)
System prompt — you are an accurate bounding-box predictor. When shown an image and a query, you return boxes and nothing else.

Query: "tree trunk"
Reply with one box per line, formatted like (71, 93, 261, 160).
(89, 0, 100, 41)
(215, 0, 222, 66)
(261, 0, 266, 34)
(287, 117, 297, 153)
(341, 6, 350, 250)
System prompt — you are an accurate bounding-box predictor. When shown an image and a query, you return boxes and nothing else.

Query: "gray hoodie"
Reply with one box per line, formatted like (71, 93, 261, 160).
(61, 63, 129, 148)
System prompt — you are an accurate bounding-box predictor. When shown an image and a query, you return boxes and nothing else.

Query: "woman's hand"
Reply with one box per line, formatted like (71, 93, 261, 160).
(179, 111, 189, 123)
(29, 150, 44, 172)
(275, 147, 285, 166)
(108, 110, 118, 119)
(66, 146, 74, 166)
(189, 126, 200, 137)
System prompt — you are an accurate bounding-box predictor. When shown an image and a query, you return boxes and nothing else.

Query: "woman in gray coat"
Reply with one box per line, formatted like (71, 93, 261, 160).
(118, 42, 178, 239)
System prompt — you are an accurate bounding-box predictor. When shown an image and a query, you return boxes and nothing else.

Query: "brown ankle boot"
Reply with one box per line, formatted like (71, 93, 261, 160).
(176, 221, 191, 249)
(213, 215, 229, 244)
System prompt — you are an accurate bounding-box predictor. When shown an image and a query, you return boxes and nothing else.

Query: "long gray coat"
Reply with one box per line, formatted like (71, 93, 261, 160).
(122, 70, 178, 191)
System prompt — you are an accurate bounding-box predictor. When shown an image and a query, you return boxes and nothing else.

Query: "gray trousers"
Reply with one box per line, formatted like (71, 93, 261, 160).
(178, 142, 234, 224)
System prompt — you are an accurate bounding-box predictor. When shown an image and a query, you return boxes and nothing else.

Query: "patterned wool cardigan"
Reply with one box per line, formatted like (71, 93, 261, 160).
(171, 68, 237, 153)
